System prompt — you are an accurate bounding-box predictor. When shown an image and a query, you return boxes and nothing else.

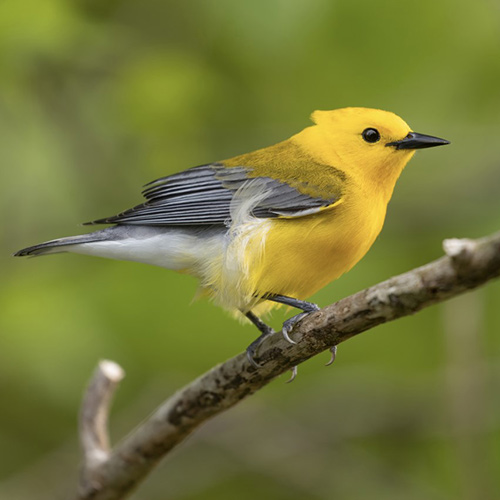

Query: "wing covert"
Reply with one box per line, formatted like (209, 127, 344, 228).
(85, 163, 341, 226)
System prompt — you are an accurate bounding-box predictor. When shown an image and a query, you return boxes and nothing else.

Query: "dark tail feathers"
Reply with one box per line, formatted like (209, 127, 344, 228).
(14, 232, 109, 257)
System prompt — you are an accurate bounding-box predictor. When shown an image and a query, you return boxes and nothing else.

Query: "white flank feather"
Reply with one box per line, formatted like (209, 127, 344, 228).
(210, 179, 273, 312)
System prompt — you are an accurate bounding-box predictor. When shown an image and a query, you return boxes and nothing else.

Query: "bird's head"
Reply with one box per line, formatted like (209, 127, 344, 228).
(295, 107, 449, 191)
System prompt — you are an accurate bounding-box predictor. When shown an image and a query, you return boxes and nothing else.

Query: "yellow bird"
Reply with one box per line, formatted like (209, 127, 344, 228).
(15, 107, 449, 366)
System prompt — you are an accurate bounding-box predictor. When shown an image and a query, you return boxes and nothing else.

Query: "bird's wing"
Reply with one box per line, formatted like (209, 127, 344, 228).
(85, 163, 341, 226)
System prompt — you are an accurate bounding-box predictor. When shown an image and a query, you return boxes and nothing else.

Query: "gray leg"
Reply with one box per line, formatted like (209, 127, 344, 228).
(244, 311, 275, 368)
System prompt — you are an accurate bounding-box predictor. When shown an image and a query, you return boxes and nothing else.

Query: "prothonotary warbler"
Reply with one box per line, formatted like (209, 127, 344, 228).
(15, 107, 449, 367)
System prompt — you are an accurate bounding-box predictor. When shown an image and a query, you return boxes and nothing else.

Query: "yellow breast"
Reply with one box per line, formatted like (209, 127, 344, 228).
(253, 185, 387, 301)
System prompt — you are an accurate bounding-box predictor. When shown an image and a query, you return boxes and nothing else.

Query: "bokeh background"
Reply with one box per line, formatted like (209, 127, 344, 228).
(1, 1, 500, 498)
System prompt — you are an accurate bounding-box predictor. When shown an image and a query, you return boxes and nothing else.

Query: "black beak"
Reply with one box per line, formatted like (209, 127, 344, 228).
(386, 132, 450, 150)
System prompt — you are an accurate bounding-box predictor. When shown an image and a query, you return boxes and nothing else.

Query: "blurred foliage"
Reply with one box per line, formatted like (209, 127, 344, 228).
(1, 1, 500, 499)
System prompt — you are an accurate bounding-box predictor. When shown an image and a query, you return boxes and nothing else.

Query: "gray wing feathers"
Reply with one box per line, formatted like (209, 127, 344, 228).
(142, 165, 225, 201)
(86, 163, 338, 226)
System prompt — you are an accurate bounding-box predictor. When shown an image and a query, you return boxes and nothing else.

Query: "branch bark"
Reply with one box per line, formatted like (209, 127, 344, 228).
(75, 231, 500, 500)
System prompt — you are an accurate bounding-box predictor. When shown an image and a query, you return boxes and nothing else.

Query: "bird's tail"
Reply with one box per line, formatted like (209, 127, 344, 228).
(14, 225, 225, 271)
(14, 232, 110, 257)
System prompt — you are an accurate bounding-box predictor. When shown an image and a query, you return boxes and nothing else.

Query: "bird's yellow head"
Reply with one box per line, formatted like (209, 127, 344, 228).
(294, 107, 449, 192)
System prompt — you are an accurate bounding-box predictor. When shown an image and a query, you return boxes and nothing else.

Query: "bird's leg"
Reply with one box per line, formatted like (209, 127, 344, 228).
(265, 294, 320, 343)
(244, 310, 300, 382)
(244, 310, 275, 368)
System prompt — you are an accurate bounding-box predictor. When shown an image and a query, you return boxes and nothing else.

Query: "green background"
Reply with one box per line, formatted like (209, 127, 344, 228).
(1, 1, 500, 498)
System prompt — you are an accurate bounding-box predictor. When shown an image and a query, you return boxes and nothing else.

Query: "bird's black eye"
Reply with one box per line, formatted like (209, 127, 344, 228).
(362, 128, 380, 143)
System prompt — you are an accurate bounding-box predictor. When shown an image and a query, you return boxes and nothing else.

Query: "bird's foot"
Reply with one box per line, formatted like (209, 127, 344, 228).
(245, 327, 275, 368)
(244, 299, 321, 378)
(281, 303, 320, 344)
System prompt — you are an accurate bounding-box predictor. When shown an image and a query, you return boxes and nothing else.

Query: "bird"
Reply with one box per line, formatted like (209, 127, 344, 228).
(15, 107, 449, 370)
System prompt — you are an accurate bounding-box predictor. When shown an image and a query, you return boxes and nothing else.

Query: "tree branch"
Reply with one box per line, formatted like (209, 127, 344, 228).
(75, 231, 500, 500)
(78, 361, 125, 497)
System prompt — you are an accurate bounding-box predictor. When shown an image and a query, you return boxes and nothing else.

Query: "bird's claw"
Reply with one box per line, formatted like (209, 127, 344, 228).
(281, 325, 297, 344)
(325, 345, 338, 366)
(286, 366, 298, 383)
(246, 348, 262, 368)
(281, 312, 309, 344)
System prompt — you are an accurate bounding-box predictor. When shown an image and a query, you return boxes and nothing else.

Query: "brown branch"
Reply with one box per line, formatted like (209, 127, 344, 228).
(78, 360, 125, 497)
(74, 231, 500, 500)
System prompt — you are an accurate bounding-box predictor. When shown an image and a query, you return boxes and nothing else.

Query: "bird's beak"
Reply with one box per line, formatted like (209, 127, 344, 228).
(386, 132, 450, 150)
